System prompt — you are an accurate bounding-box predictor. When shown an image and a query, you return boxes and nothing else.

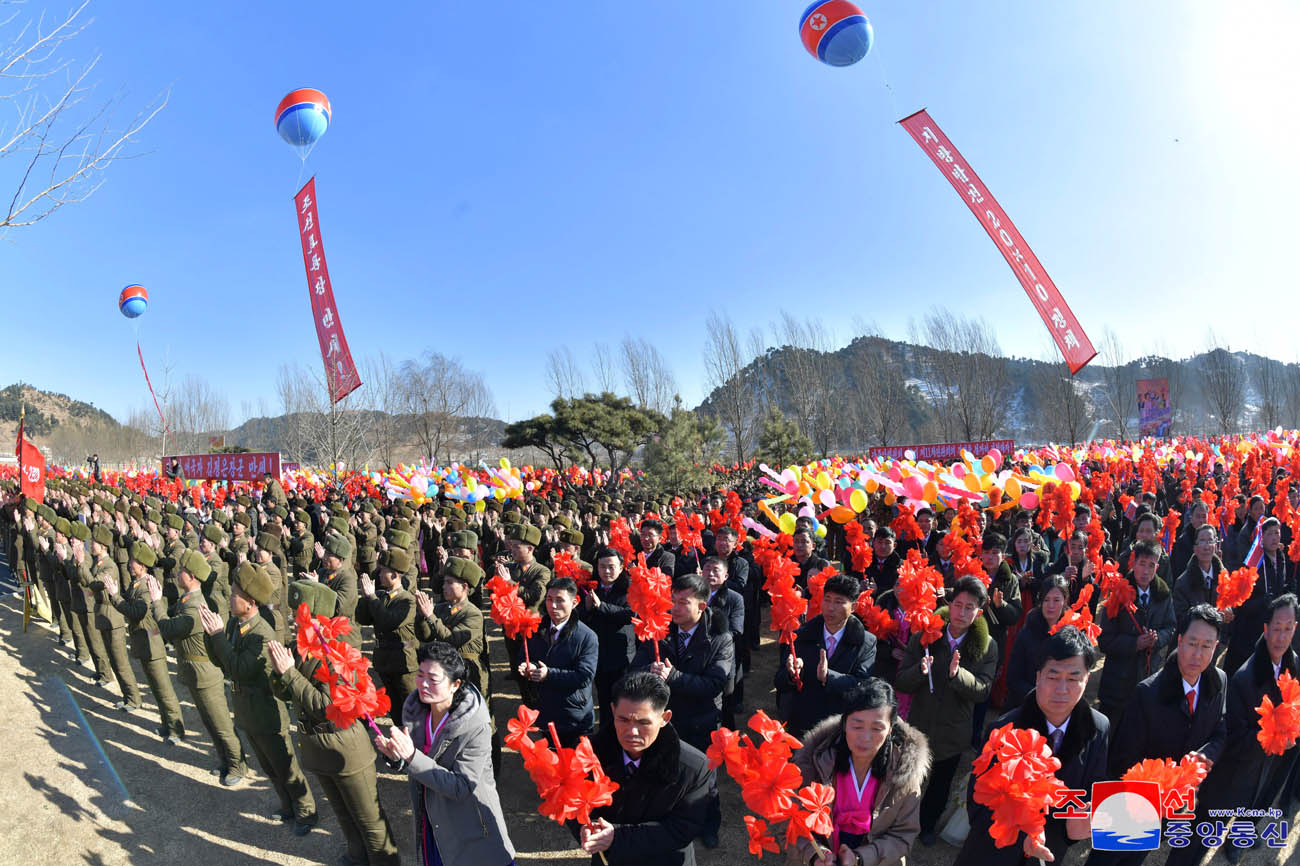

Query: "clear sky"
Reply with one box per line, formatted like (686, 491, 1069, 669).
(5, 1, 1298, 427)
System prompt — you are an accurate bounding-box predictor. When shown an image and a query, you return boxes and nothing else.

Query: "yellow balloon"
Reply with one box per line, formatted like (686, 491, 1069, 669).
(964, 473, 982, 493)
(815, 525, 827, 538)
(1004, 476, 1022, 500)
(499, 457, 511, 470)
(778, 513, 798, 535)
(815, 471, 832, 490)
(475, 498, 487, 512)
(849, 489, 868, 513)
(1067, 481, 1082, 500)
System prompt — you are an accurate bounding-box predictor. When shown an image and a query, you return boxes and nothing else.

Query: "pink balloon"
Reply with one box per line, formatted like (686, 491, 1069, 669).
(1054, 464, 1076, 483)
(1020, 492, 1039, 509)
(951, 462, 967, 479)
(988, 448, 1003, 466)
(902, 475, 925, 501)
(818, 488, 836, 509)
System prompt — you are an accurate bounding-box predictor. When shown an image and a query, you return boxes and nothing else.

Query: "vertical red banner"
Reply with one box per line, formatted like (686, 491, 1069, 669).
(294, 177, 362, 402)
(899, 109, 1097, 374)
(18, 438, 46, 503)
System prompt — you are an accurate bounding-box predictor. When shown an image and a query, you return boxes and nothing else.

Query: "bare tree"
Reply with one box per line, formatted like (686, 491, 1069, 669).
(168, 374, 230, 455)
(911, 307, 1012, 441)
(361, 352, 403, 469)
(851, 334, 913, 448)
(1097, 327, 1136, 441)
(1, 0, 167, 230)
(276, 361, 371, 471)
(399, 350, 494, 463)
(544, 347, 586, 400)
(1284, 362, 1300, 428)
(590, 342, 619, 394)
(620, 336, 677, 415)
(1033, 354, 1095, 445)
(1251, 355, 1283, 431)
(1199, 334, 1245, 435)
(702, 310, 762, 462)
(771, 312, 840, 455)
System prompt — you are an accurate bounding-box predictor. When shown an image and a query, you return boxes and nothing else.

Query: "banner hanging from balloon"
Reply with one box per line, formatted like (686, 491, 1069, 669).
(294, 177, 362, 403)
(899, 109, 1097, 374)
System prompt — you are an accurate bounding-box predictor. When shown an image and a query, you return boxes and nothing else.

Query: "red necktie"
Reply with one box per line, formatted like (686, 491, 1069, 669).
(1186, 690, 1196, 716)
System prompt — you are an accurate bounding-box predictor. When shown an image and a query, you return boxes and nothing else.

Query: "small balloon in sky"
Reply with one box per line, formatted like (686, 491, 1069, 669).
(119, 284, 148, 318)
(275, 88, 331, 156)
(799, 0, 874, 67)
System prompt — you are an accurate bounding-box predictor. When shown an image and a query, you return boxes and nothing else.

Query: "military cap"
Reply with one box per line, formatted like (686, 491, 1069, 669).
(294, 508, 311, 527)
(389, 517, 412, 534)
(146, 508, 162, 525)
(360, 500, 376, 514)
(552, 515, 573, 530)
(163, 502, 178, 515)
(164, 513, 184, 532)
(130, 541, 158, 568)
(446, 529, 479, 551)
(202, 523, 226, 545)
(558, 528, 585, 547)
(233, 512, 252, 528)
(382, 547, 412, 574)
(179, 550, 211, 582)
(22, 497, 37, 512)
(54, 517, 72, 537)
(70, 522, 91, 542)
(502, 509, 522, 525)
(91, 525, 115, 548)
(330, 502, 348, 517)
(127, 505, 144, 523)
(323, 533, 352, 560)
(518, 524, 542, 547)
(36, 504, 55, 523)
(237, 495, 252, 508)
(446, 517, 467, 533)
(328, 515, 350, 536)
(114, 499, 128, 514)
(234, 562, 273, 604)
(442, 556, 484, 589)
(387, 529, 413, 551)
(272, 505, 289, 520)
(256, 531, 282, 553)
(146, 496, 162, 512)
(484, 498, 502, 514)
(289, 579, 338, 617)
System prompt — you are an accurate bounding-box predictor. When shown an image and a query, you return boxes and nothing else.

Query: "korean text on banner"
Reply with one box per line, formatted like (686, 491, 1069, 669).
(162, 453, 282, 483)
(294, 177, 362, 402)
(899, 109, 1096, 374)
(868, 439, 1015, 463)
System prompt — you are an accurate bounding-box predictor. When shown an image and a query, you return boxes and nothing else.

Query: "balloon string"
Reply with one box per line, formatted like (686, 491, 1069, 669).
(138, 341, 169, 433)
(872, 36, 904, 122)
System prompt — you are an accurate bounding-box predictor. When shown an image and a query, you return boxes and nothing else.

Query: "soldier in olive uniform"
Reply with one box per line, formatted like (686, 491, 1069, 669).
(254, 531, 288, 641)
(415, 556, 489, 699)
(199, 524, 231, 618)
(87, 525, 143, 709)
(272, 581, 400, 866)
(50, 518, 83, 655)
(150, 550, 247, 783)
(313, 533, 361, 651)
(65, 522, 113, 682)
(354, 508, 379, 583)
(229, 512, 252, 567)
(159, 513, 187, 606)
(288, 509, 315, 575)
(200, 563, 317, 835)
(356, 547, 418, 712)
(36, 507, 72, 645)
(500, 523, 552, 683)
(114, 542, 186, 741)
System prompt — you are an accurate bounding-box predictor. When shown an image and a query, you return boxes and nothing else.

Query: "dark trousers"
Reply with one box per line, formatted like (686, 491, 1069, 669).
(318, 765, 399, 866)
(379, 670, 417, 719)
(99, 626, 141, 707)
(920, 753, 963, 833)
(594, 668, 625, 729)
(66, 604, 90, 662)
(245, 725, 316, 819)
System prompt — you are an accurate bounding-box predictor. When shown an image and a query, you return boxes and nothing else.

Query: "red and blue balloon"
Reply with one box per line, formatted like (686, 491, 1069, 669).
(799, 1, 873, 67)
(118, 284, 148, 319)
(275, 88, 331, 156)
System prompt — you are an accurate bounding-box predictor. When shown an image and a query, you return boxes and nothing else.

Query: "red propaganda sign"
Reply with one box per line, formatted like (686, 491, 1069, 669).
(868, 439, 1015, 463)
(294, 177, 362, 402)
(163, 453, 281, 482)
(17, 438, 46, 503)
(899, 109, 1097, 374)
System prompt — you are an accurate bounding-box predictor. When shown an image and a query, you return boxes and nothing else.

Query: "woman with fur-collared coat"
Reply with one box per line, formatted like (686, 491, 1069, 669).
(789, 679, 931, 866)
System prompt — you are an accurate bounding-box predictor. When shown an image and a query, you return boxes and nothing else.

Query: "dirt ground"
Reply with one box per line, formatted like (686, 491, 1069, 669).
(1, 553, 1295, 865)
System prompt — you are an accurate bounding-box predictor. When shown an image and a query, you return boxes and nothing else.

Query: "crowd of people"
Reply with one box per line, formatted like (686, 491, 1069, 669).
(3, 442, 1300, 865)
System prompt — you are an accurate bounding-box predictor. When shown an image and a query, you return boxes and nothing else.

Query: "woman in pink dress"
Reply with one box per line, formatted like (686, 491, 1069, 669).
(789, 679, 932, 866)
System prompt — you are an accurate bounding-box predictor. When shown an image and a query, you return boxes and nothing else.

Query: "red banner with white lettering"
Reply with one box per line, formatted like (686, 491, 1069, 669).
(899, 109, 1096, 374)
(868, 439, 1015, 463)
(163, 453, 281, 482)
(294, 177, 362, 402)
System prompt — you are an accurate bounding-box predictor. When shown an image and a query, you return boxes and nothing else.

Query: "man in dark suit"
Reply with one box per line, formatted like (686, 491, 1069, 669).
(574, 672, 713, 865)
(791, 529, 829, 594)
(1089, 605, 1227, 866)
(1222, 517, 1295, 677)
(631, 573, 732, 849)
(863, 526, 902, 593)
(1166, 594, 1299, 866)
(702, 556, 744, 728)
(910, 506, 946, 566)
(955, 626, 1110, 866)
(639, 518, 677, 578)
(520, 577, 599, 748)
(774, 574, 877, 737)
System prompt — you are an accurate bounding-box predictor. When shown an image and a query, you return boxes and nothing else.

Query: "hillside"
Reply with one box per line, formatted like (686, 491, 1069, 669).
(0, 382, 119, 446)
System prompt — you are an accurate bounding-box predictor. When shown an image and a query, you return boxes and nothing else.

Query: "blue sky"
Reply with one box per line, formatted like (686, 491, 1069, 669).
(5, 1, 1298, 426)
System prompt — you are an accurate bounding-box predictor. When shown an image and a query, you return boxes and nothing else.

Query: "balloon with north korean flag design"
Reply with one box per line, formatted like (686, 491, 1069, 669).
(118, 284, 148, 318)
(275, 88, 331, 159)
(799, 1, 873, 67)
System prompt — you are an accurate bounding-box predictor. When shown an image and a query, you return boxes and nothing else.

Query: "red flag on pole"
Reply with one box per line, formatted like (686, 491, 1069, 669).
(18, 437, 46, 504)
(899, 109, 1097, 374)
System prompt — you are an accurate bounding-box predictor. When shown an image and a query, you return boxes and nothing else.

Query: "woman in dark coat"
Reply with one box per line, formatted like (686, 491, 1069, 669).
(789, 679, 931, 866)
(1005, 575, 1070, 710)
